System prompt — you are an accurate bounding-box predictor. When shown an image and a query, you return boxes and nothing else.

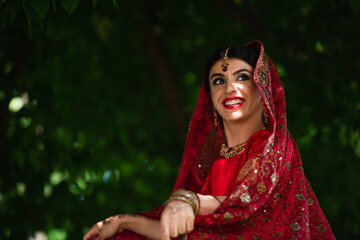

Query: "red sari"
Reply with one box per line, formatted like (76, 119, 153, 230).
(110, 41, 335, 239)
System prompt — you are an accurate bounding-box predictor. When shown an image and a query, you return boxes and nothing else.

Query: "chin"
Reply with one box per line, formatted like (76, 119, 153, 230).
(223, 114, 244, 123)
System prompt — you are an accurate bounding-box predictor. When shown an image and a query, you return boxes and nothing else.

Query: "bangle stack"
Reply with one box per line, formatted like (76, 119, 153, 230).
(164, 189, 200, 215)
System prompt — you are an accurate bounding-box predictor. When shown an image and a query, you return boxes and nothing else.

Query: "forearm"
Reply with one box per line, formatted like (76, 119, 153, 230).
(122, 215, 162, 240)
(197, 194, 226, 216)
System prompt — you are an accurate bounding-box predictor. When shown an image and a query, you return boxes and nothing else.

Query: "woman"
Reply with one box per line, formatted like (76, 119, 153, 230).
(84, 41, 335, 240)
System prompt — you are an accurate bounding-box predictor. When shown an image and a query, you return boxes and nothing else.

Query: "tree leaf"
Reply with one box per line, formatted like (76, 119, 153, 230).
(0, 8, 7, 30)
(92, 0, 98, 8)
(112, 0, 119, 11)
(29, 0, 50, 20)
(22, 3, 32, 38)
(6, 0, 22, 21)
(61, 0, 80, 15)
(50, 0, 56, 14)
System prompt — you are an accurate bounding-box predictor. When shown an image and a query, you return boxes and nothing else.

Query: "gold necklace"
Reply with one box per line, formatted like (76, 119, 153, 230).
(220, 141, 247, 158)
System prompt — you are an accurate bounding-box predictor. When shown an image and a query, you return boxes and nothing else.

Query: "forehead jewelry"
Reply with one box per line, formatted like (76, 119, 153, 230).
(221, 47, 230, 72)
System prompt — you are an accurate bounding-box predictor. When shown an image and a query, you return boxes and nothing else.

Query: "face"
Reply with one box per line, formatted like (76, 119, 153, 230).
(209, 58, 263, 125)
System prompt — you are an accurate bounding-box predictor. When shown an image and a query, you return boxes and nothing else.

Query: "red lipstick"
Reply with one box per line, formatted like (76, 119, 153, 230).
(222, 97, 245, 109)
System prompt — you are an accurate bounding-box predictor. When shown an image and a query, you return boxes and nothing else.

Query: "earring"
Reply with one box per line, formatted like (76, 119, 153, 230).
(262, 105, 269, 128)
(213, 105, 218, 128)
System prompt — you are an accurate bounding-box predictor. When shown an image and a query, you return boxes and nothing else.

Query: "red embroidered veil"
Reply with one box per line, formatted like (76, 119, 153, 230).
(111, 41, 335, 239)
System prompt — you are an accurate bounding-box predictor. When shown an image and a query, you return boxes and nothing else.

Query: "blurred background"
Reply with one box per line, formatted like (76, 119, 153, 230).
(0, 0, 359, 239)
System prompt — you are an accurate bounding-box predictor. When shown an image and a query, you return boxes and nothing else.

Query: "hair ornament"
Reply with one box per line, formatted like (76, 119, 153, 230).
(221, 47, 230, 71)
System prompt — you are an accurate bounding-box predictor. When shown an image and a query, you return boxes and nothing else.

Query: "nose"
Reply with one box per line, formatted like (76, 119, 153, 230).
(226, 80, 237, 95)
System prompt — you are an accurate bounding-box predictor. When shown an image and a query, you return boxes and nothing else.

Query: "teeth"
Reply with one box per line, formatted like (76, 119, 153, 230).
(225, 99, 243, 106)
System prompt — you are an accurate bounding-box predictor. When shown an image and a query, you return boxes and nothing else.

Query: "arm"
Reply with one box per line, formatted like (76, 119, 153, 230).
(83, 214, 162, 240)
(83, 194, 225, 240)
(197, 194, 226, 216)
(159, 194, 226, 240)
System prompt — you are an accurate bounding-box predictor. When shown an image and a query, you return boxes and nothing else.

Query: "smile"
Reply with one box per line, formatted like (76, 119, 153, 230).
(222, 97, 245, 109)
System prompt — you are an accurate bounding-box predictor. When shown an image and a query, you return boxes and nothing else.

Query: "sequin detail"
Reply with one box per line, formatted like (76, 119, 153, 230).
(257, 182, 267, 194)
(271, 173, 277, 183)
(290, 222, 301, 231)
(316, 224, 326, 232)
(286, 161, 291, 171)
(223, 212, 234, 221)
(240, 193, 251, 203)
(296, 193, 305, 201)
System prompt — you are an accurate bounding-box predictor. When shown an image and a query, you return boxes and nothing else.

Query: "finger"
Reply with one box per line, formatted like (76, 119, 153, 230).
(160, 216, 170, 240)
(83, 228, 97, 240)
(178, 224, 186, 235)
(177, 214, 187, 235)
(170, 225, 178, 238)
(161, 224, 170, 240)
(186, 219, 194, 233)
(95, 235, 102, 240)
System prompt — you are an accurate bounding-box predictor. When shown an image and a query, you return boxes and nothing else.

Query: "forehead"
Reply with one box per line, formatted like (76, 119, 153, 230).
(210, 58, 253, 75)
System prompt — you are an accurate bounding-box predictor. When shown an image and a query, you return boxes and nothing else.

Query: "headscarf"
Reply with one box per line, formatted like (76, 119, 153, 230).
(114, 41, 335, 239)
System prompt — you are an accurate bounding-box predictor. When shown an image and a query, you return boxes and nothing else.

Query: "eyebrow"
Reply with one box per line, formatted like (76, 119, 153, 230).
(210, 68, 252, 80)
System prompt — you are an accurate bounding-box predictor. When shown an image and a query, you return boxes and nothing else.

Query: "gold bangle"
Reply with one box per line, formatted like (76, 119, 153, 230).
(164, 189, 200, 215)
(193, 192, 200, 215)
(164, 196, 193, 207)
(171, 190, 199, 214)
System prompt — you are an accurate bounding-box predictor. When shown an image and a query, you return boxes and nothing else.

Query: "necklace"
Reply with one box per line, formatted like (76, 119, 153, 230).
(220, 141, 247, 158)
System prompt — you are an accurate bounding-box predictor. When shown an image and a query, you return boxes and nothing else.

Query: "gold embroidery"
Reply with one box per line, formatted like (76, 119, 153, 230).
(290, 222, 301, 230)
(286, 161, 290, 171)
(257, 182, 267, 194)
(262, 53, 268, 69)
(236, 235, 245, 240)
(248, 218, 255, 227)
(296, 193, 305, 201)
(257, 66, 268, 85)
(272, 231, 282, 237)
(240, 193, 251, 203)
(236, 157, 260, 181)
(277, 124, 285, 130)
(316, 224, 326, 232)
(271, 173, 277, 184)
(222, 212, 234, 221)
(307, 198, 314, 205)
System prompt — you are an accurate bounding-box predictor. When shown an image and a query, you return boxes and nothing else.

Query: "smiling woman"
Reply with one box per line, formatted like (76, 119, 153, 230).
(84, 41, 335, 240)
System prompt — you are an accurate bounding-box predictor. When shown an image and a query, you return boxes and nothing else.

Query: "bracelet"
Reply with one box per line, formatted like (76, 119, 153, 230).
(163, 196, 193, 208)
(213, 196, 222, 205)
(164, 189, 200, 215)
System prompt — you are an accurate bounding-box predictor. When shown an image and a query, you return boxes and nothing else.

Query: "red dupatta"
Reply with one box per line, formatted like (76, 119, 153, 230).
(113, 41, 335, 239)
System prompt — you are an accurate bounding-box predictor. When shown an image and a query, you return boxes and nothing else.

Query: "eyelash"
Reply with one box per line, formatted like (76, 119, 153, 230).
(213, 78, 225, 85)
(237, 74, 250, 81)
(212, 74, 250, 85)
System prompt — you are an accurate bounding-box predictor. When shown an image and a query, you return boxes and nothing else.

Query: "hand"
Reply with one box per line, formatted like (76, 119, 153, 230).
(83, 214, 128, 240)
(160, 200, 195, 240)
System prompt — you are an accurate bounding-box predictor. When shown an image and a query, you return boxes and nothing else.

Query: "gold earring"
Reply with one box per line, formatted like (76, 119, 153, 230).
(213, 105, 218, 128)
(262, 106, 269, 127)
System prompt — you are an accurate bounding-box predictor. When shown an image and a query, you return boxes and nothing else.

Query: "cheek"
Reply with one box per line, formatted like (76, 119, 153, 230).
(250, 84, 262, 103)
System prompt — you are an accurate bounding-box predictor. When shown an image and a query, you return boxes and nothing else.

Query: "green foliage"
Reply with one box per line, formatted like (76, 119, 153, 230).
(0, 0, 359, 239)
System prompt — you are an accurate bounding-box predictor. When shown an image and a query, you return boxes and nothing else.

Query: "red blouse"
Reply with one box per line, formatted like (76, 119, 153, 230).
(200, 129, 271, 196)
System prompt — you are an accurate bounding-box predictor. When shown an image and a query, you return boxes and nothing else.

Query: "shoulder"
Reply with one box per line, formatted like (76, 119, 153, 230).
(246, 129, 271, 158)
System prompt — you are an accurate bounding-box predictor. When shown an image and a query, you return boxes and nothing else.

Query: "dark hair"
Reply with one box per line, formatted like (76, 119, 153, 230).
(203, 46, 260, 93)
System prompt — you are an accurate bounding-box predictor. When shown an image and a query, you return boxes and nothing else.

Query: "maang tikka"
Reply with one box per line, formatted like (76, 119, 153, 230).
(221, 47, 230, 72)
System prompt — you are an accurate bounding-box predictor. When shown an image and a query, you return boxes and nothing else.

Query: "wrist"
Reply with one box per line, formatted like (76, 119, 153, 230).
(115, 214, 137, 229)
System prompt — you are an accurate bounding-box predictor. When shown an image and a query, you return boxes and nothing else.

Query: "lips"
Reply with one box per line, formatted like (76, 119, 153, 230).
(222, 97, 245, 109)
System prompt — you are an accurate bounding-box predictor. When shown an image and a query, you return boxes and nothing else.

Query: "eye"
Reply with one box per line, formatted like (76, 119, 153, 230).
(237, 74, 250, 81)
(212, 78, 225, 85)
